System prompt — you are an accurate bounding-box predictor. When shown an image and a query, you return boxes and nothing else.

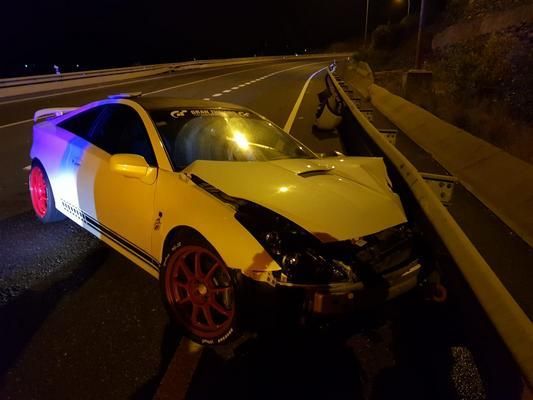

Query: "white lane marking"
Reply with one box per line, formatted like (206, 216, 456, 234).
(231, 86, 239, 90)
(153, 338, 203, 400)
(0, 61, 324, 130)
(203, 98, 210, 101)
(23, 165, 31, 171)
(0, 65, 247, 106)
(283, 66, 327, 132)
(143, 63, 278, 96)
(0, 118, 34, 129)
(238, 84, 246, 87)
(222, 89, 231, 93)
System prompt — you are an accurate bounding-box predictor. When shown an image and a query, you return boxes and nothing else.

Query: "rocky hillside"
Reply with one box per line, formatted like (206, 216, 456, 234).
(361, 0, 533, 164)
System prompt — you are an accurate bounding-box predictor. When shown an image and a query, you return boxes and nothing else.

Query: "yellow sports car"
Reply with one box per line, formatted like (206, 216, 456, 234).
(29, 94, 422, 345)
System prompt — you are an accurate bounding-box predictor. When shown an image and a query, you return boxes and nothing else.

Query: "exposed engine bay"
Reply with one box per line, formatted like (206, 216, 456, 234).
(235, 201, 419, 287)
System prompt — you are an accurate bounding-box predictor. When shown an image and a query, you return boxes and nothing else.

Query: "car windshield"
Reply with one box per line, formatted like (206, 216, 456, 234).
(150, 108, 316, 169)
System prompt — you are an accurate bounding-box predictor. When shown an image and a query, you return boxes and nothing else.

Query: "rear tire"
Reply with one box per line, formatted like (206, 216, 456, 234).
(29, 161, 65, 223)
(160, 233, 241, 345)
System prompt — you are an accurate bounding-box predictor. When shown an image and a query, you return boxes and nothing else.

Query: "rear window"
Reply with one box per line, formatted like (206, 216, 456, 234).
(58, 106, 103, 137)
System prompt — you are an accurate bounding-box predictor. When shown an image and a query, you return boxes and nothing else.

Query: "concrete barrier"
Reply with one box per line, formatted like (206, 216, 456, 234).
(0, 67, 172, 98)
(369, 84, 533, 250)
(328, 70, 533, 387)
(0, 53, 351, 99)
(343, 61, 374, 100)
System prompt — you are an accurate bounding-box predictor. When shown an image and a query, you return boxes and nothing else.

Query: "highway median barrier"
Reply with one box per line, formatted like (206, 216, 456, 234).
(0, 53, 351, 100)
(342, 61, 374, 100)
(368, 84, 533, 251)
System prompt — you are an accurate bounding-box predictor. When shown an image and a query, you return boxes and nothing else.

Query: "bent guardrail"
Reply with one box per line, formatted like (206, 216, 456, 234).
(327, 68, 533, 388)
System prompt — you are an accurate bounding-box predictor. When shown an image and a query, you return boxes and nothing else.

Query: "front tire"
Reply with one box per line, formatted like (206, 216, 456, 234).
(160, 235, 240, 345)
(29, 162, 65, 223)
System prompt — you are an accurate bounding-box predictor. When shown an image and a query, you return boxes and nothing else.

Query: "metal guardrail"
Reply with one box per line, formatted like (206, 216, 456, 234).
(327, 69, 533, 386)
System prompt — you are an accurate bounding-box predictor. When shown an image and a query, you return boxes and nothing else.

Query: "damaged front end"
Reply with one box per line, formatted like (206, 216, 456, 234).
(235, 201, 425, 315)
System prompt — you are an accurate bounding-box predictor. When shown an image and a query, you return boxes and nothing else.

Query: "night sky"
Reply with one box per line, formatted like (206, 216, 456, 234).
(1, 0, 421, 77)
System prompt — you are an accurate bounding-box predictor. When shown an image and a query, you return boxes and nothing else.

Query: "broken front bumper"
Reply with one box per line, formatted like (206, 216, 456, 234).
(271, 259, 422, 315)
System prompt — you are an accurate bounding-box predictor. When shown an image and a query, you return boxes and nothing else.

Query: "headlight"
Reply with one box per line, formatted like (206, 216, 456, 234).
(235, 202, 351, 284)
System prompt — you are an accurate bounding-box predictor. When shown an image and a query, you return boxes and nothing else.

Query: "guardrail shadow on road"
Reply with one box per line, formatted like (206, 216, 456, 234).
(181, 293, 486, 400)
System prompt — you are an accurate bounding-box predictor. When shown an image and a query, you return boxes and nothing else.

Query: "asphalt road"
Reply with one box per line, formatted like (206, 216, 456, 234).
(0, 58, 511, 399)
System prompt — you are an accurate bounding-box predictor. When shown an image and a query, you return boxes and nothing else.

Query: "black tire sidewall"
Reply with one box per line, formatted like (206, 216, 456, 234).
(160, 234, 241, 346)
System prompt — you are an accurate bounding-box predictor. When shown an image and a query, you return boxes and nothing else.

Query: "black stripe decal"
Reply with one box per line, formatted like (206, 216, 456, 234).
(62, 200, 160, 271)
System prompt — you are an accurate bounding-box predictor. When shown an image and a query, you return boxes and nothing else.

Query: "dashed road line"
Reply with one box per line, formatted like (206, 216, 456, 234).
(205, 61, 325, 102)
(0, 64, 255, 107)
(142, 62, 289, 96)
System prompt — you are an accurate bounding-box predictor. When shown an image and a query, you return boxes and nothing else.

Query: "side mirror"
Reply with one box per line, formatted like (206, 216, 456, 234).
(109, 154, 156, 184)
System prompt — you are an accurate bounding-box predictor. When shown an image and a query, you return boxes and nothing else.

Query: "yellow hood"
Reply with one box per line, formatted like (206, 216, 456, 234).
(184, 157, 407, 242)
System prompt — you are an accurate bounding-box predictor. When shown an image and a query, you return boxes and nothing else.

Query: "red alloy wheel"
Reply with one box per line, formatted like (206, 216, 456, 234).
(165, 245, 235, 340)
(29, 166, 48, 218)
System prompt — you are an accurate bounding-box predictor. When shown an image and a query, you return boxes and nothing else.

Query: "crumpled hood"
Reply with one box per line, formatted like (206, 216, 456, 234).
(184, 157, 407, 241)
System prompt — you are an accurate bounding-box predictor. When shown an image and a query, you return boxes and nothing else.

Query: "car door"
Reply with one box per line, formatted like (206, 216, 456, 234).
(55, 105, 105, 224)
(75, 103, 158, 261)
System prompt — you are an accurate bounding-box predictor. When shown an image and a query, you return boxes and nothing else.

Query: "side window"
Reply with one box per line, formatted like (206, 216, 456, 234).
(86, 104, 157, 166)
(58, 106, 103, 137)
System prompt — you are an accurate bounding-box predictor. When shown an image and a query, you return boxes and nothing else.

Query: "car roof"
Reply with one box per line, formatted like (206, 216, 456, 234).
(131, 97, 254, 113)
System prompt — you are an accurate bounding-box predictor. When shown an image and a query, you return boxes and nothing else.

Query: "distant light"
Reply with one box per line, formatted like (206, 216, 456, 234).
(76, 64, 80, 68)
(24, 64, 28, 68)
(278, 186, 289, 193)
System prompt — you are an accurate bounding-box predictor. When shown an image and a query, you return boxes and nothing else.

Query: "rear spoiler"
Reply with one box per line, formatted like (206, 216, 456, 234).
(33, 107, 77, 122)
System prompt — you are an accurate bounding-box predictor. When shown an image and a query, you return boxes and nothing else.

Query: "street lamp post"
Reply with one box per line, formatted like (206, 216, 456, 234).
(364, 0, 370, 45)
(415, 0, 426, 69)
